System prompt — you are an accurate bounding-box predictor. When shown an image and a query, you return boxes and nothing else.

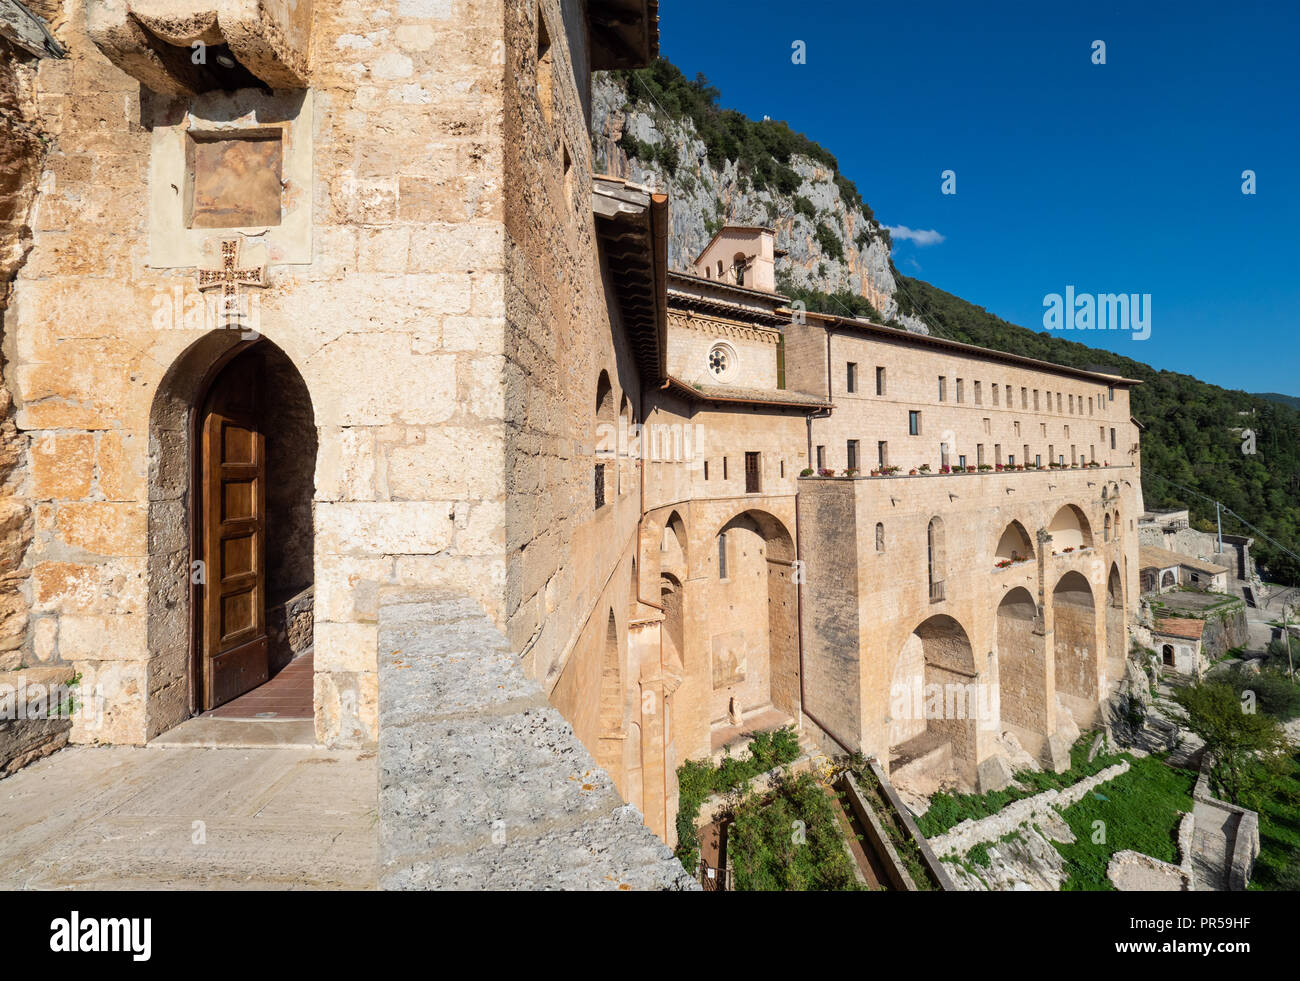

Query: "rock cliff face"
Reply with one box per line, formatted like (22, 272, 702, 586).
(0, 27, 51, 667)
(591, 71, 928, 334)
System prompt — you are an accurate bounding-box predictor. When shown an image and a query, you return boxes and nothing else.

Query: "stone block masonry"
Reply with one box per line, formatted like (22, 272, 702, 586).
(377, 588, 697, 890)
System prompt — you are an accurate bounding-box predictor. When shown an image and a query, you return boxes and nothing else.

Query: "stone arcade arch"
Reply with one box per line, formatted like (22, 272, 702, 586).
(1052, 571, 1099, 722)
(709, 510, 799, 722)
(596, 609, 625, 785)
(146, 332, 316, 738)
(1048, 505, 1093, 551)
(996, 587, 1049, 758)
(994, 520, 1034, 563)
(1106, 563, 1126, 683)
(889, 615, 981, 792)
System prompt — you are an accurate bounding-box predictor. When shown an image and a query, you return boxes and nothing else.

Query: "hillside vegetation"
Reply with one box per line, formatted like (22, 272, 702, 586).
(600, 59, 1300, 585)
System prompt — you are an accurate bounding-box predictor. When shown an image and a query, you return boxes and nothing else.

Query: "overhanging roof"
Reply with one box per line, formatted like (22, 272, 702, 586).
(588, 0, 659, 70)
(664, 376, 831, 411)
(594, 175, 668, 382)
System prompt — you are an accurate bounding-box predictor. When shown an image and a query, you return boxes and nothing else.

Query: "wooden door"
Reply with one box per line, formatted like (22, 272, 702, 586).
(199, 353, 269, 710)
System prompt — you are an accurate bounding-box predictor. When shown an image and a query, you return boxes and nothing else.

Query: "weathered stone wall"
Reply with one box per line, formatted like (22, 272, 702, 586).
(0, 27, 51, 669)
(10, 0, 511, 746)
(665, 314, 780, 390)
(376, 587, 695, 890)
(798, 465, 1140, 782)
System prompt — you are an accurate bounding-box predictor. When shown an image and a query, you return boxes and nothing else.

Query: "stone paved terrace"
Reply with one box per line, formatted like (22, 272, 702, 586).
(0, 746, 378, 889)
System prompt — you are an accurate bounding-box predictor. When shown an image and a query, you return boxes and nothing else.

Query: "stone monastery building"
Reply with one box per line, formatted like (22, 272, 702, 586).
(1, 0, 1143, 850)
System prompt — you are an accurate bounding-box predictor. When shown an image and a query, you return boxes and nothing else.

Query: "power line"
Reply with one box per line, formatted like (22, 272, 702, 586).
(1144, 470, 1300, 569)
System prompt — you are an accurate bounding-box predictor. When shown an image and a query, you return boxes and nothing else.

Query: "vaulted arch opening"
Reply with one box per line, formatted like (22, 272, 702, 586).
(1048, 505, 1093, 551)
(709, 510, 799, 730)
(889, 614, 980, 792)
(1052, 571, 1099, 717)
(997, 587, 1049, 759)
(994, 519, 1034, 563)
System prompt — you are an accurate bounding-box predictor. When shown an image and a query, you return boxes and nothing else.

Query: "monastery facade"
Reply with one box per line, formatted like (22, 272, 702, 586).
(2, 1, 1142, 847)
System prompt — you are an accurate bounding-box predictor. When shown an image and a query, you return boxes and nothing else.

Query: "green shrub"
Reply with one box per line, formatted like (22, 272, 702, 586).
(815, 223, 844, 262)
(792, 195, 816, 221)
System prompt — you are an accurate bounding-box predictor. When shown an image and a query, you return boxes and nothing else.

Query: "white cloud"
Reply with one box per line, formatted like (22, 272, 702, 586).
(886, 225, 946, 247)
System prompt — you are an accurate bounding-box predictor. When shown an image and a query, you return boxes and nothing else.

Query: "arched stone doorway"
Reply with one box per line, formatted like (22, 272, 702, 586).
(1052, 570, 1099, 723)
(147, 333, 316, 738)
(996, 587, 1049, 758)
(889, 614, 980, 792)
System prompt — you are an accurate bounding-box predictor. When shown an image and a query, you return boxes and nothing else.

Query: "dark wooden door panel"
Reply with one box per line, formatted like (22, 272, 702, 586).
(199, 352, 268, 711)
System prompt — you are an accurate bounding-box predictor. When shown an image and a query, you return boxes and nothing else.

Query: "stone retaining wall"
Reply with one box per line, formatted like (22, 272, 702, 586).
(376, 588, 695, 891)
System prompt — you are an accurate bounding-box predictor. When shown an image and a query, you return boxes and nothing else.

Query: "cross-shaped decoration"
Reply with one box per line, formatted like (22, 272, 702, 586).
(197, 238, 267, 325)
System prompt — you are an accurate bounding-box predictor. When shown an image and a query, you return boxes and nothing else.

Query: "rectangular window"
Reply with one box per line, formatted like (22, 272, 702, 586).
(1006, 384, 1013, 406)
(723, 457, 728, 480)
(938, 376, 947, 402)
(909, 411, 921, 436)
(940, 442, 950, 468)
(780, 460, 785, 478)
(956, 378, 964, 403)
(995, 444, 1002, 465)
(1071, 445, 1077, 465)
(847, 440, 859, 471)
(718, 532, 728, 579)
(1089, 444, 1095, 463)
(1088, 397, 1093, 415)
(983, 417, 991, 434)
(816, 445, 826, 470)
(1042, 423, 1048, 437)
(1008, 454, 1015, 466)
(1100, 426, 1106, 441)
(1035, 454, 1042, 467)
(959, 455, 967, 469)
(992, 384, 1000, 407)
(745, 451, 761, 493)
(847, 362, 858, 393)
(875, 366, 886, 396)
(1014, 420, 1021, 437)
(1110, 427, 1117, 449)
(1109, 385, 1115, 402)
(704, 460, 709, 481)
(878, 441, 889, 468)
(1057, 393, 1063, 413)
(1069, 394, 1074, 414)
(974, 381, 982, 405)
(977, 444, 985, 466)
(1033, 389, 1040, 411)
(1049, 444, 1055, 463)
(1023, 444, 1029, 464)
(1065, 425, 1070, 438)
(1021, 387, 1028, 409)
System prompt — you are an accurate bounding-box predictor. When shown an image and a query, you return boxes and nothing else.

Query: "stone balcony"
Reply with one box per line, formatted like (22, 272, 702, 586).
(87, 0, 313, 95)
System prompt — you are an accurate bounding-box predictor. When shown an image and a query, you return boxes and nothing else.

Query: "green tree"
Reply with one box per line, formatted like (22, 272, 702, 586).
(1173, 681, 1290, 805)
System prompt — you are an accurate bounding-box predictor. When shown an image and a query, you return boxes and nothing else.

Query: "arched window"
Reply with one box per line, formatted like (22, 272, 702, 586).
(875, 522, 885, 552)
(717, 531, 729, 579)
(927, 517, 946, 602)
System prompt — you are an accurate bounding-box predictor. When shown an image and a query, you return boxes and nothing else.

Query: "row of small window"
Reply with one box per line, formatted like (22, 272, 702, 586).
(820, 435, 1117, 471)
(901, 411, 1118, 448)
(844, 363, 1116, 415)
(701, 452, 784, 492)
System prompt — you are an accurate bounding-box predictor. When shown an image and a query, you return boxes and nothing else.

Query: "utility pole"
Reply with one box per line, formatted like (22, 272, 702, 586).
(1216, 500, 1223, 555)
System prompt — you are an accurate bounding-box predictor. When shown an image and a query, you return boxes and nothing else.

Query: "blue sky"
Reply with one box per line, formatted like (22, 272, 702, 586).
(658, 0, 1299, 395)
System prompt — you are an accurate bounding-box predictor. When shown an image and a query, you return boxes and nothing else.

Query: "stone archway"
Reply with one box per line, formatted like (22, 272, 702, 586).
(1106, 563, 1126, 685)
(1048, 505, 1093, 551)
(995, 519, 1034, 563)
(889, 614, 981, 791)
(1052, 570, 1099, 721)
(709, 509, 798, 724)
(996, 587, 1049, 758)
(146, 332, 317, 739)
